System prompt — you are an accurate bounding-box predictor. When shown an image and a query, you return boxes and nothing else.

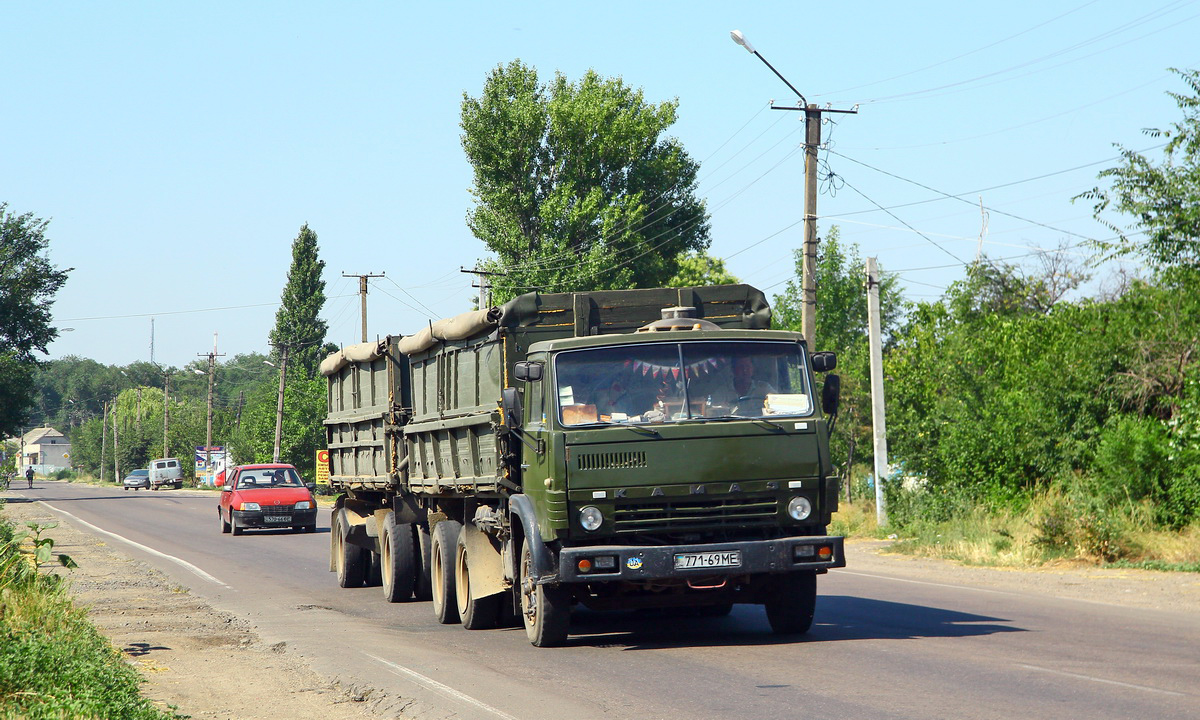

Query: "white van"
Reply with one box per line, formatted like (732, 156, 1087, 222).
(149, 458, 184, 490)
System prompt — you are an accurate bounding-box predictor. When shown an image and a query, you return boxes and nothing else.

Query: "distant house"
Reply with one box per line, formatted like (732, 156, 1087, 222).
(18, 427, 72, 474)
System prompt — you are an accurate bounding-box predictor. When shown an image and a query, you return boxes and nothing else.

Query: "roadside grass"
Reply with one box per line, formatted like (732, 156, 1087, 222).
(0, 504, 183, 720)
(869, 485, 1200, 571)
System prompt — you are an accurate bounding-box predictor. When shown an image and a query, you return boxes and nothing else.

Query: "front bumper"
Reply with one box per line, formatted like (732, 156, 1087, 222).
(556, 535, 845, 583)
(232, 507, 318, 528)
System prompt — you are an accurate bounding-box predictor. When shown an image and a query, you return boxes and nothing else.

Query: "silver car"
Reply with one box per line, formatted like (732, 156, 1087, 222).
(123, 469, 150, 490)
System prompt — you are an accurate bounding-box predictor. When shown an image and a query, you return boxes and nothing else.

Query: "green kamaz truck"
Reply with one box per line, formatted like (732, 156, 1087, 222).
(321, 284, 845, 646)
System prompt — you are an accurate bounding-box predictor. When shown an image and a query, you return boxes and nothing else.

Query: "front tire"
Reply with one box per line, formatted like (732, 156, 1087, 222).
(520, 543, 570, 647)
(381, 513, 416, 603)
(455, 525, 501, 629)
(430, 519, 462, 624)
(764, 572, 817, 635)
(220, 509, 231, 534)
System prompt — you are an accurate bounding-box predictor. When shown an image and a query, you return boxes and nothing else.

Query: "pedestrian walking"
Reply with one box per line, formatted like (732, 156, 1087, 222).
(25, 466, 34, 489)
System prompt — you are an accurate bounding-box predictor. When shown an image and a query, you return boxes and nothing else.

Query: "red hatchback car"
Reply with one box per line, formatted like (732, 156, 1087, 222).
(218, 463, 318, 535)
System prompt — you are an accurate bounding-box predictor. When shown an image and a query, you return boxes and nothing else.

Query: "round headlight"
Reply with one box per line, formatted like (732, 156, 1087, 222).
(787, 496, 813, 521)
(579, 505, 604, 532)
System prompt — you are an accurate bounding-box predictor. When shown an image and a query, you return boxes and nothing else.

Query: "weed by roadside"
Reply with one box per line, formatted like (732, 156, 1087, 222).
(0, 507, 184, 719)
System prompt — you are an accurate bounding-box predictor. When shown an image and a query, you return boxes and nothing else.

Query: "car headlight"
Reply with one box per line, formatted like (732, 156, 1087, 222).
(579, 505, 604, 532)
(239, 502, 260, 511)
(295, 500, 312, 510)
(787, 496, 813, 521)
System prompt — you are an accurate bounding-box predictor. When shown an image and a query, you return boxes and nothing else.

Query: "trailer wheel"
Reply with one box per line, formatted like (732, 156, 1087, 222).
(413, 524, 433, 601)
(334, 508, 367, 588)
(455, 525, 501, 629)
(520, 543, 570, 647)
(764, 571, 817, 635)
(381, 512, 415, 603)
(430, 519, 462, 624)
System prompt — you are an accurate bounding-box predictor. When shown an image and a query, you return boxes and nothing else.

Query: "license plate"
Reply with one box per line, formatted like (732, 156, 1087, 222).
(674, 550, 742, 570)
(264, 515, 291, 523)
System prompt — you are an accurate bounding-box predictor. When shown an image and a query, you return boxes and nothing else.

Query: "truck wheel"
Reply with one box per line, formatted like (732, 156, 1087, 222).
(381, 513, 415, 603)
(520, 543, 569, 647)
(335, 508, 367, 588)
(764, 571, 817, 635)
(413, 524, 433, 601)
(455, 525, 501, 630)
(220, 509, 231, 534)
(430, 519, 462, 624)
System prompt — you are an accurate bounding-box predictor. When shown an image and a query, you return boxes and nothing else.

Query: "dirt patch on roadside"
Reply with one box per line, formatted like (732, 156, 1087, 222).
(3, 498, 379, 720)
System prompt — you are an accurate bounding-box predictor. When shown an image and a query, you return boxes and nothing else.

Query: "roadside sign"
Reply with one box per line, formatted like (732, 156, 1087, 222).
(316, 449, 330, 484)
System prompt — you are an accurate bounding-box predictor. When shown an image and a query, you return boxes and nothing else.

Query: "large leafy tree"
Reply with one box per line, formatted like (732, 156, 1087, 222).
(0, 203, 69, 437)
(269, 224, 329, 379)
(461, 60, 710, 301)
(1078, 68, 1200, 269)
(667, 252, 739, 287)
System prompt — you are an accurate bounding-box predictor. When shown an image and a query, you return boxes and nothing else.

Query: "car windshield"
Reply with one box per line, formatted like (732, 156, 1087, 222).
(130, 470, 148, 477)
(237, 467, 303, 489)
(553, 340, 813, 426)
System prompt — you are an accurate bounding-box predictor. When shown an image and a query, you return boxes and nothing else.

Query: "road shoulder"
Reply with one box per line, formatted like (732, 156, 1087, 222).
(844, 538, 1200, 613)
(3, 497, 379, 720)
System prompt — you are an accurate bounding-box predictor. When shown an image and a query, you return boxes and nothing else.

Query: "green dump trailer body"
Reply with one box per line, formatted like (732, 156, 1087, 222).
(322, 285, 845, 646)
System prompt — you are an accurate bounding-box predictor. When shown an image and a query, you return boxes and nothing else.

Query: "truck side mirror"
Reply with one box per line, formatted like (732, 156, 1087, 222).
(501, 387, 524, 433)
(514, 361, 543, 382)
(821, 373, 841, 418)
(812, 351, 837, 373)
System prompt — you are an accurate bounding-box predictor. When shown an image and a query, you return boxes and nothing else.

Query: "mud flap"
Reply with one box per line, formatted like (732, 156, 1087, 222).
(462, 521, 507, 600)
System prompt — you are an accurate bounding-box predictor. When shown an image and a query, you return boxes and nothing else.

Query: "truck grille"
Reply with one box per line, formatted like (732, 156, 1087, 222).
(262, 504, 294, 516)
(577, 451, 647, 471)
(612, 495, 778, 534)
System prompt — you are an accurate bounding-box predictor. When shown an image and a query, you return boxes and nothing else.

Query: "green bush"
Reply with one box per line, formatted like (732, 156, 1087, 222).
(1091, 415, 1170, 504)
(0, 517, 179, 719)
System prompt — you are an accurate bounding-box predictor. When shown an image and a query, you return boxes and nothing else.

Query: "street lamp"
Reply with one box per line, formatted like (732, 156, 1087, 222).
(729, 30, 857, 349)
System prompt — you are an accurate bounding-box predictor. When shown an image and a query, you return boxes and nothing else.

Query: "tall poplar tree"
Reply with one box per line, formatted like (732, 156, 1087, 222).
(269, 223, 329, 379)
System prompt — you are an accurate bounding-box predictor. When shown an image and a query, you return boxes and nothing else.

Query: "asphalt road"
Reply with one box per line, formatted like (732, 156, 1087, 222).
(18, 481, 1200, 720)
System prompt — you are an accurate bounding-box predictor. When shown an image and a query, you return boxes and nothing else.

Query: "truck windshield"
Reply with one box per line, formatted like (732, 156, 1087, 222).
(554, 340, 813, 426)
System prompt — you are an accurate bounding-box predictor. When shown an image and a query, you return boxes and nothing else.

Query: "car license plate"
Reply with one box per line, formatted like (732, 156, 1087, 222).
(264, 515, 291, 523)
(674, 550, 741, 570)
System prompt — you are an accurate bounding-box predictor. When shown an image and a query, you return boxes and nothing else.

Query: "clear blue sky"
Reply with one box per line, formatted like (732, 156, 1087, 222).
(4, 1, 1197, 369)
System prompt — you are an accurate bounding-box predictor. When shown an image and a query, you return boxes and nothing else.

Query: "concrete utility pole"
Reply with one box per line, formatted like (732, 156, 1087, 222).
(272, 345, 290, 463)
(162, 371, 171, 458)
(461, 266, 504, 308)
(100, 402, 108, 482)
(343, 272, 386, 342)
(112, 406, 120, 483)
(866, 257, 889, 525)
(730, 30, 857, 349)
(198, 333, 225, 484)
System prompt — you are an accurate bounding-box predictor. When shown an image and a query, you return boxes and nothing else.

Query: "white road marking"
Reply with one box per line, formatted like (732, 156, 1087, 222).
(365, 652, 521, 720)
(39, 501, 229, 588)
(1017, 663, 1187, 697)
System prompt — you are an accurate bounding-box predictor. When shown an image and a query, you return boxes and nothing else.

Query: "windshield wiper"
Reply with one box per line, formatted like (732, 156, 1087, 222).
(570, 421, 660, 437)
